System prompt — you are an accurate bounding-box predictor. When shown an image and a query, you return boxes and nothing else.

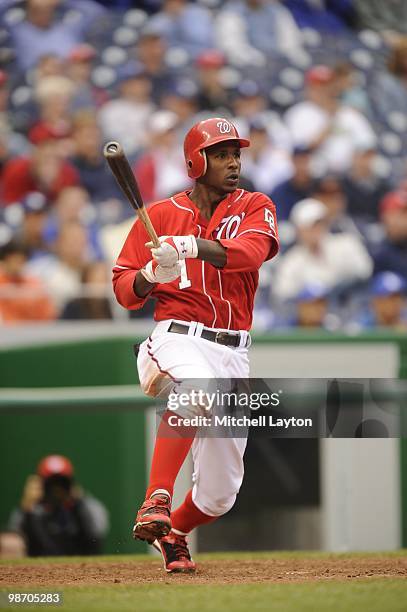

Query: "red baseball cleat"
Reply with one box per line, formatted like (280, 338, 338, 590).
(153, 531, 196, 573)
(133, 494, 172, 543)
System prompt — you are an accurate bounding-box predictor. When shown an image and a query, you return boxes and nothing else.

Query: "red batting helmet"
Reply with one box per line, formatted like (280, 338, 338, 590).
(37, 455, 74, 479)
(184, 117, 250, 179)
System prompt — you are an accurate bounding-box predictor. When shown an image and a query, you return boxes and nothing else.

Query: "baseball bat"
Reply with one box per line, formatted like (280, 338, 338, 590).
(103, 141, 160, 248)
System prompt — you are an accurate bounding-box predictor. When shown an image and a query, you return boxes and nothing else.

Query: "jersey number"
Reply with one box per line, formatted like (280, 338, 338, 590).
(215, 214, 244, 240)
(178, 260, 191, 289)
(264, 208, 276, 233)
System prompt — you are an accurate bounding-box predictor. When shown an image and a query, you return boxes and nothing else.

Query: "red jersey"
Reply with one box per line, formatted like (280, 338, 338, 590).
(112, 189, 279, 331)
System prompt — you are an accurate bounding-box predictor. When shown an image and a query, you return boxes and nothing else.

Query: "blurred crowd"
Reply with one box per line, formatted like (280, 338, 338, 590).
(0, 0, 406, 331)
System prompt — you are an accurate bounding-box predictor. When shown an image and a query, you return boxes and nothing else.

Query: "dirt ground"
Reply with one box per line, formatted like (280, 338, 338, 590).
(1, 556, 406, 586)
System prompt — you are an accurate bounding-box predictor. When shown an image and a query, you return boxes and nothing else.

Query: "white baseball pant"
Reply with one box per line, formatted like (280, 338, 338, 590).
(137, 319, 251, 517)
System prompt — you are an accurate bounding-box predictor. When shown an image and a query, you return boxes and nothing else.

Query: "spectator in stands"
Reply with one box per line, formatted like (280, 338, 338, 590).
(332, 62, 372, 119)
(148, 0, 214, 58)
(357, 272, 407, 330)
(30, 76, 75, 148)
(27, 220, 90, 313)
(33, 53, 66, 82)
(99, 216, 134, 268)
(271, 145, 315, 221)
(370, 37, 407, 122)
(341, 144, 392, 226)
(195, 51, 231, 114)
(8, 454, 109, 556)
(0, 130, 30, 195)
(273, 198, 372, 301)
(43, 186, 102, 260)
(232, 80, 268, 124)
(99, 62, 155, 159)
(293, 284, 332, 329)
(312, 174, 360, 236)
(0, 238, 55, 324)
(283, 0, 354, 32)
(60, 261, 113, 320)
(373, 191, 407, 282)
(70, 111, 119, 204)
(6, 0, 107, 71)
(242, 117, 293, 195)
(232, 81, 292, 151)
(160, 80, 199, 135)
(8, 192, 50, 260)
(215, 0, 304, 66)
(0, 531, 27, 559)
(354, 0, 407, 44)
(135, 28, 176, 104)
(134, 110, 190, 204)
(1, 131, 79, 206)
(67, 44, 108, 111)
(284, 65, 377, 173)
(8, 55, 67, 136)
(0, 71, 29, 161)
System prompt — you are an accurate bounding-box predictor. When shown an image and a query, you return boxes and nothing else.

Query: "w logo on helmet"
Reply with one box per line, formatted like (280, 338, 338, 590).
(216, 121, 232, 134)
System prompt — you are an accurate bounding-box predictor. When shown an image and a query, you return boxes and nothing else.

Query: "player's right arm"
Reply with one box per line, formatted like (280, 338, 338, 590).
(133, 271, 154, 299)
(113, 211, 180, 309)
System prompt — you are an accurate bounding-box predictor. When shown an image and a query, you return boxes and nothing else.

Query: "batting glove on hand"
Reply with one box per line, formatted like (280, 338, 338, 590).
(146, 235, 198, 267)
(140, 259, 181, 284)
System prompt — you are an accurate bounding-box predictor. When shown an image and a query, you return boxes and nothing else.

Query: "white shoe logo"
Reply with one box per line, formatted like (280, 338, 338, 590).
(217, 121, 232, 134)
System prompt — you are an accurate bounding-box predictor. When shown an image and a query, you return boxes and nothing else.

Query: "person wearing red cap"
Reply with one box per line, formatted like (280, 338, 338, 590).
(113, 117, 279, 573)
(8, 454, 108, 556)
(195, 51, 230, 113)
(67, 44, 108, 110)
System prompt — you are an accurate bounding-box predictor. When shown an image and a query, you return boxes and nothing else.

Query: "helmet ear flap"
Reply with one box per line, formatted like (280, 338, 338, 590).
(188, 149, 207, 179)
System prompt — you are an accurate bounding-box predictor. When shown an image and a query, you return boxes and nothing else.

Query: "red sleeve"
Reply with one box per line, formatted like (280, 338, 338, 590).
(218, 193, 279, 272)
(112, 207, 161, 310)
(1, 158, 34, 204)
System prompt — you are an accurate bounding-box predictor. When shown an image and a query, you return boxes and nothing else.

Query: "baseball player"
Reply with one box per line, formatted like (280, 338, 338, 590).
(112, 117, 279, 573)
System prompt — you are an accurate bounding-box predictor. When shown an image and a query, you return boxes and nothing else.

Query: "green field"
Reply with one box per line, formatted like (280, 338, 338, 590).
(1, 552, 406, 612)
(1, 581, 405, 612)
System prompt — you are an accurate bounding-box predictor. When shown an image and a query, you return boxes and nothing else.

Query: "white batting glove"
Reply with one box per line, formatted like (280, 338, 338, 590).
(140, 260, 181, 284)
(146, 235, 198, 267)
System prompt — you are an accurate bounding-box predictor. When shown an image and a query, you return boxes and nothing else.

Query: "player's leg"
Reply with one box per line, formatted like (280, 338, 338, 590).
(133, 332, 216, 543)
(158, 345, 250, 569)
(173, 435, 248, 529)
(154, 435, 247, 572)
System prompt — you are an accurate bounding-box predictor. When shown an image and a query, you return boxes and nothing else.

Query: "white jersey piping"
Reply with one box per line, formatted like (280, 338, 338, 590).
(217, 270, 232, 330)
(170, 196, 194, 215)
(234, 189, 244, 203)
(237, 228, 277, 240)
(201, 260, 217, 327)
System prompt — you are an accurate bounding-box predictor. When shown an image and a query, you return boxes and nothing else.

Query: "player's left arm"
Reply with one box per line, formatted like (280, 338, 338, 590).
(148, 194, 278, 271)
(214, 195, 279, 272)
